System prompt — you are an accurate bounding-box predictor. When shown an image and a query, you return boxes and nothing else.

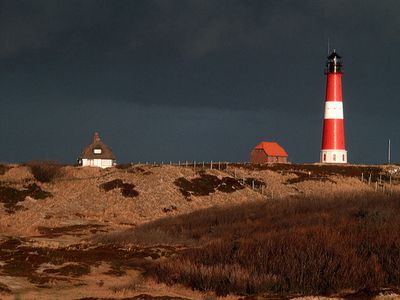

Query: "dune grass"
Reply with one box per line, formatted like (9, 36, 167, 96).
(100, 191, 400, 296)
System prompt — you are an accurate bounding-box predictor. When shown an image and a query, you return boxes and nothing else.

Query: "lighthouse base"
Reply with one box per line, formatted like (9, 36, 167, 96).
(320, 149, 347, 164)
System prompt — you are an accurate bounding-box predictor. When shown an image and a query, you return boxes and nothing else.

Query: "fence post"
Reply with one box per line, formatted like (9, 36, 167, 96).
(361, 173, 364, 182)
(368, 174, 371, 185)
(194, 161, 196, 171)
(375, 181, 378, 191)
(202, 161, 205, 168)
(185, 161, 188, 167)
(252, 180, 255, 190)
(218, 161, 221, 170)
(210, 161, 213, 170)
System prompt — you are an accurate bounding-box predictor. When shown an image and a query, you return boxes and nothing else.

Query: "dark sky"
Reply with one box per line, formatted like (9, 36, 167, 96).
(0, 0, 399, 164)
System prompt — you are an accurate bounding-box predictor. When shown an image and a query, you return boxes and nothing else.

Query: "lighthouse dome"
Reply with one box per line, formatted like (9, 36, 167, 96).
(325, 49, 343, 74)
(327, 50, 341, 60)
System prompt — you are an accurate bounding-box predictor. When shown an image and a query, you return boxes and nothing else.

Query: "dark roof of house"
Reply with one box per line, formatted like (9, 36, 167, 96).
(253, 141, 288, 157)
(79, 132, 116, 160)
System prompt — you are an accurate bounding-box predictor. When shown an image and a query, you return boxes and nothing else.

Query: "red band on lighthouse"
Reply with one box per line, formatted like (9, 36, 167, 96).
(320, 50, 347, 163)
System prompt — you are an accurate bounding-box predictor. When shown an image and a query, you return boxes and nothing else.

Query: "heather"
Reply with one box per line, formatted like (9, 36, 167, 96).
(125, 192, 400, 296)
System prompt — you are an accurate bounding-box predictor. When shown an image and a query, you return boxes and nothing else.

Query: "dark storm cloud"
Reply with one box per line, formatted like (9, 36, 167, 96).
(0, 0, 399, 164)
(1, 0, 399, 111)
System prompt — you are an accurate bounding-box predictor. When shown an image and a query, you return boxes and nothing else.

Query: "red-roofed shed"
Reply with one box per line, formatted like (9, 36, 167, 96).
(250, 142, 288, 164)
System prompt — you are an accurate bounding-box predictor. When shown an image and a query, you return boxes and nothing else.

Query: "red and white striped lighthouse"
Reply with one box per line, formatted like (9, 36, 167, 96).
(320, 50, 347, 163)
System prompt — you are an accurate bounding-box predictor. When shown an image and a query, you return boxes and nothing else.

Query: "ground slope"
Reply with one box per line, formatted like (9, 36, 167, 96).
(0, 163, 399, 299)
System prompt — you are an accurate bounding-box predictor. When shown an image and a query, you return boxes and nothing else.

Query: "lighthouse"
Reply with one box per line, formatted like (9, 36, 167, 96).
(320, 50, 347, 163)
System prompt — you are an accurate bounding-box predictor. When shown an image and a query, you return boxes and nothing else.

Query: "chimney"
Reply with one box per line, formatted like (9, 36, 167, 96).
(93, 132, 100, 142)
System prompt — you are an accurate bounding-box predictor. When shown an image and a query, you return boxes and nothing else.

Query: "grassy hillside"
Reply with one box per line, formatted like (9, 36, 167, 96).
(0, 162, 399, 299)
(101, 192, 400, 297)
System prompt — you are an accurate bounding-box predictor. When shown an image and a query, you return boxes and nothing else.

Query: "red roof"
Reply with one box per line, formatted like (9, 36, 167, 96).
(254, 142, 288, 157)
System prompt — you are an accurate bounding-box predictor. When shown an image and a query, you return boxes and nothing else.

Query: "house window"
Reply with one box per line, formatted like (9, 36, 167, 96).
(333, 154, 336, 161)
(323, 154, 326, 161)
(342, 154, 345, 161)
(93, 148, 102, 154)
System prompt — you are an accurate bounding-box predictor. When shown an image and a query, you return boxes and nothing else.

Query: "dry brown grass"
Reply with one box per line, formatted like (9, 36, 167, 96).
(26, 160, 64, 183)
(233, 163, 384, 177)
(0, 164, 11, 176)
(100, 191, 400, 297)
(1, 164, 400, 298)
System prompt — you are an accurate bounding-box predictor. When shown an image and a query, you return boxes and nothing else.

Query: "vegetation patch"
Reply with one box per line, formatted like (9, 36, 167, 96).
(115, 163, 133, 170)
(285, 171, 336, 184)
(0, 282, 11, 294)
(118, 192, 400, 297)
(244, 177, 266, 189)
(162, 205, 177, 213)
(102, 265, 127, 277)
(43, 263, 91, 277)
(174, 174, 244, 198)
(116, 164, 153, 175)
(233, 163, 385, 178)
(27, 160, 64, 183)
(77, 295, 190, 300)
(230, 163, 392, 184)
(0, 238, 175, 289)
(38, 224, 107, 238)
(0, 164, 11, 175)
(0, 183, 52, 212)
(28, 274, 70, 288)
(100, 179, 139, 198)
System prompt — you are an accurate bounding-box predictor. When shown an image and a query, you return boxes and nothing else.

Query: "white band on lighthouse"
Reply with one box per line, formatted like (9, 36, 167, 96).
(324, 101, 343, 119)
(321, 149, 347, 163)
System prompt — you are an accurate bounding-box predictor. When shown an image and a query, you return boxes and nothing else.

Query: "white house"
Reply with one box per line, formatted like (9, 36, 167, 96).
(78, 132, 116, 168)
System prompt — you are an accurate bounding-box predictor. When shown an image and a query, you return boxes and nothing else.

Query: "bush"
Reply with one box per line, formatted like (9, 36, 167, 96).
(0, 183, 52, 212)
(27, 161, 63, 183)
(100, 179, 139, 198)
(134, 192, 400, 296)
(174, 173, 244, 198)
(0, 164, 10, 175)
(115, 163, 133, 170)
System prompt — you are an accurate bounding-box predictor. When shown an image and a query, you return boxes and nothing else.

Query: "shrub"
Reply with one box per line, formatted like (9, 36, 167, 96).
(100, 179, 124, 191)
(115, 163, 133, 170)
(0, 282, 11, 294)
(134, 192, 400, 296)
(174, 174, 244, 198)
(27, 161, 63, 183)
(0, 164, 11, 175)
(0, 183, 52, 212)
(115, 164, 152, 175)
(100, 179, 139, 198)
(285, 171, 336, 184)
